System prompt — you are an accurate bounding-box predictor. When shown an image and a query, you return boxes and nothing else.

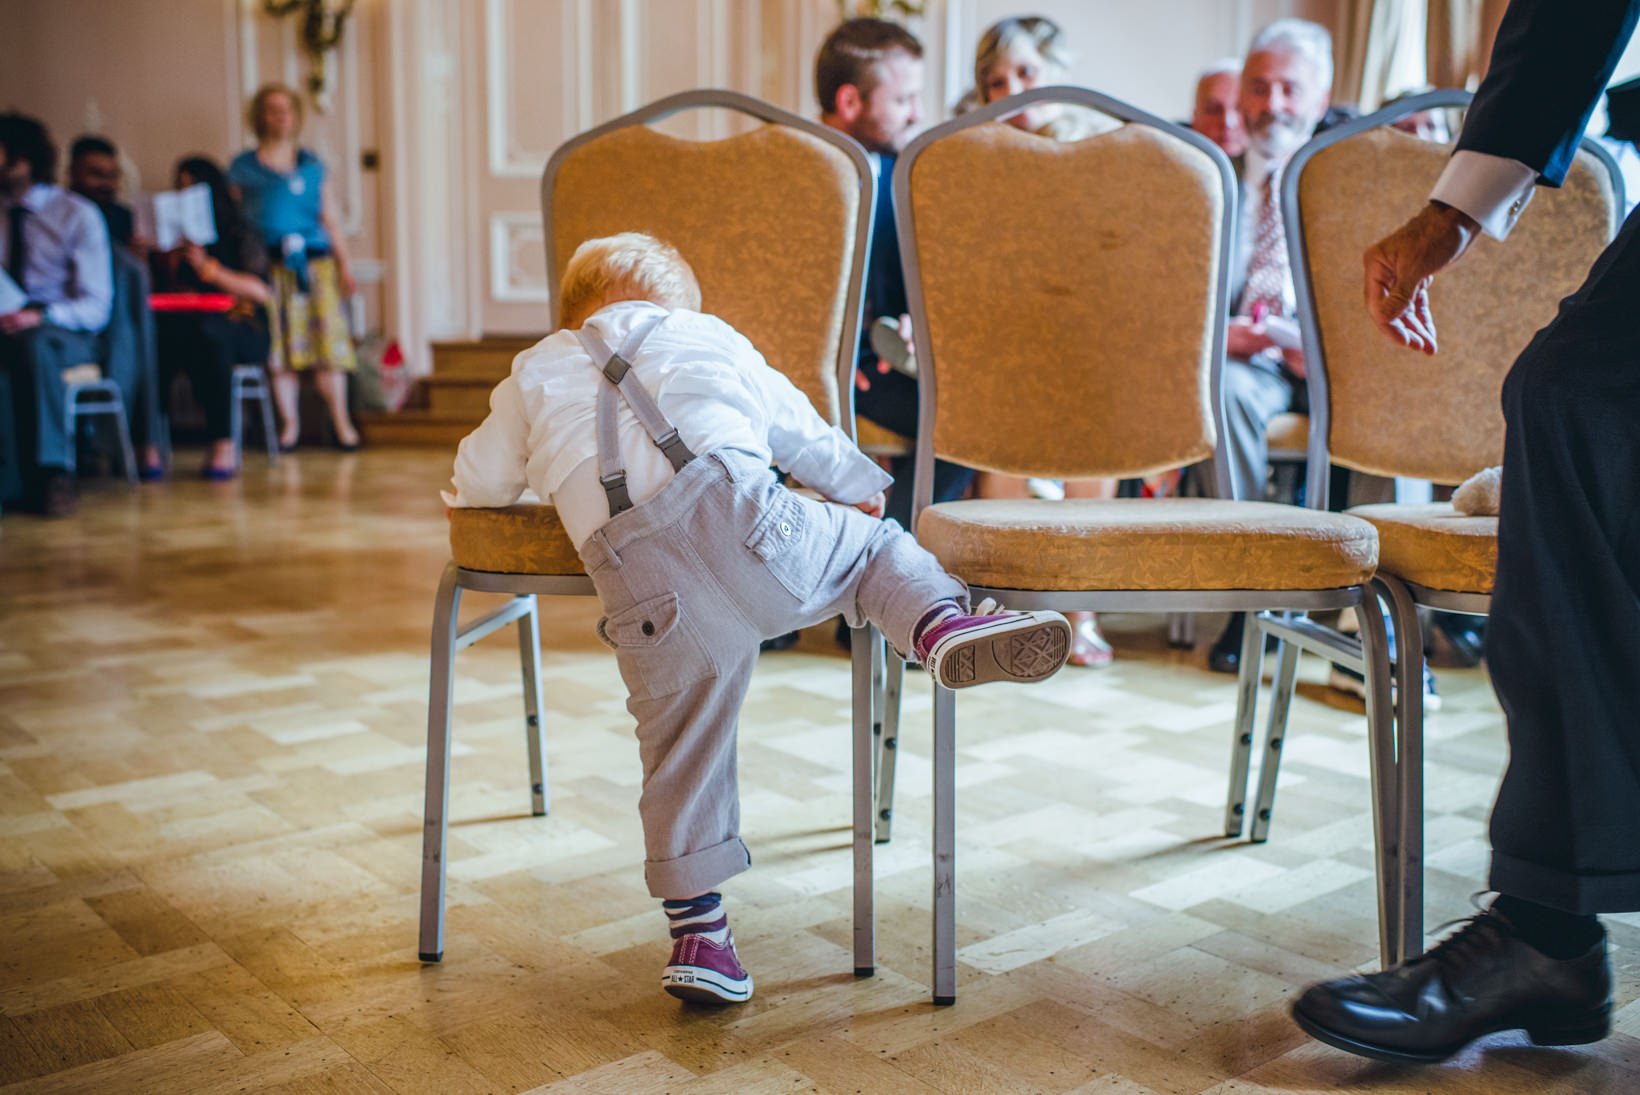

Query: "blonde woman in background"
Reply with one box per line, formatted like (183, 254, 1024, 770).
(229, 83, 361, 451)
(971, 15, 1120, 667)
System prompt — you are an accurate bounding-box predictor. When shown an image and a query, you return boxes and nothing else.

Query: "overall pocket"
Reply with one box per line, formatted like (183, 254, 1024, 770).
(599, 591, 715, 699)
(744, 489, 825, 602)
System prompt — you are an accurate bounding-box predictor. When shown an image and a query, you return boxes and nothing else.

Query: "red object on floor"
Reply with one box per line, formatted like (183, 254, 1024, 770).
(149, 292, 236, 313)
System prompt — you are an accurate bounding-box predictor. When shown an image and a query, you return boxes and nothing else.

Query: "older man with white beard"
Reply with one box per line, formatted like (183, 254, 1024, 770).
(1205, 19, 1335, 674)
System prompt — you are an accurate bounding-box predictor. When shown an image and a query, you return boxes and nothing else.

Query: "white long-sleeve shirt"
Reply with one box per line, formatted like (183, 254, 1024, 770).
(445, 300, 891, 548)
(0, 183, 113, 331)
(1431, 150, 1539, 240)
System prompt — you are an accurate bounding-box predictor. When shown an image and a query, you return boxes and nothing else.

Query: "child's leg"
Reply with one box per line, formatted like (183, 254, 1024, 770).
(840, 512, 1072, 688)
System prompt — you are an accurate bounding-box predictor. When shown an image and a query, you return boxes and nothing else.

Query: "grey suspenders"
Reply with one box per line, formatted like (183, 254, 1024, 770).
(573, 314, 698, 517)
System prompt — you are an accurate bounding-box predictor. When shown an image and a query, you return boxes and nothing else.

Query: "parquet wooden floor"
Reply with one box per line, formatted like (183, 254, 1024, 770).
(3, 449, 1638, 1094)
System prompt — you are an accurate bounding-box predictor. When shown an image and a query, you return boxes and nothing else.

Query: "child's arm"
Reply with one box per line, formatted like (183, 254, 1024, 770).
(445, 375, 531, 508)
(747, 353, 892, 505)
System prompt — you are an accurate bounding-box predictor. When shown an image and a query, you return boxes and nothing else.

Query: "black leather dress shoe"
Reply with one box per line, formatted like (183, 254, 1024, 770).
(1291, 909, 1611, 1063)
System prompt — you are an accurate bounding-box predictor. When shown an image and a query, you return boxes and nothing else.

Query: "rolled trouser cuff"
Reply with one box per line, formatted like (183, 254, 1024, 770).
(645, 836, 752, 899)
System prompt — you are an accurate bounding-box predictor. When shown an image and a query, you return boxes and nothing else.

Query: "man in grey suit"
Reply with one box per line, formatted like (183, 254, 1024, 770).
(1205, 19, 1333, 674)
(1292, 0, 1640, 1064)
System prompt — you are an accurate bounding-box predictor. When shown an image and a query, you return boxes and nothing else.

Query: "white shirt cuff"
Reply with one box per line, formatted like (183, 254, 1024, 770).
(1430, 150, 1538, 240)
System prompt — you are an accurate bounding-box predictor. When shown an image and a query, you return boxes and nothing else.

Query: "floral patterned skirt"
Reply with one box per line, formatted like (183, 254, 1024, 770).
(267, 255, 357, 372)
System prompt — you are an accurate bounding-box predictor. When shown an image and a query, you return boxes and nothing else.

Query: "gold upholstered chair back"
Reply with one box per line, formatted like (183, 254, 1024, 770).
(897, 87, 1234, 508)
(544, 91, 874, 427)
(1288, 92, 1622, 501)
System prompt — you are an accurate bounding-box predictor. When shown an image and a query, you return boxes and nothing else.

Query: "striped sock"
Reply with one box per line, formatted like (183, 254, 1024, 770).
(662, 892, 730, 945)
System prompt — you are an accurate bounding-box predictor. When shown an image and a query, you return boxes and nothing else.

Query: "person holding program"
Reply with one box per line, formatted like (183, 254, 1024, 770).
(445, 232, 1072, 1004)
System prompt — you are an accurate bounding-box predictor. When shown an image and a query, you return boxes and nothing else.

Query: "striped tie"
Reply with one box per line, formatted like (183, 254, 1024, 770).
(1242, 169, 1288, 318)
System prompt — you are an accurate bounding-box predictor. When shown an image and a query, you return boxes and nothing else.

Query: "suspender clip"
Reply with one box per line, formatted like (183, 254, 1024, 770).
(602, 354, 632, 384)
(599, 471, 634, 515)
(655, 429, 697, 472)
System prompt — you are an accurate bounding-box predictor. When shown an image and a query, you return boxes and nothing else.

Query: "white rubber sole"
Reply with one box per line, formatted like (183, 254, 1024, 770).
(662, 964, 753, 1003)
(924, 611, 1072, 689)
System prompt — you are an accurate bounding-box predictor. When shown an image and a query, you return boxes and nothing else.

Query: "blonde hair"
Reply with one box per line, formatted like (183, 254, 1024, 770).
(248, 83, 303, 142)
(558, 232, 702, 329)
(974, 16, 1071, 102)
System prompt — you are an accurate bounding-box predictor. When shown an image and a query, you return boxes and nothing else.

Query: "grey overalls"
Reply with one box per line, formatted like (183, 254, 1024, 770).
(573, 314, 967, 898)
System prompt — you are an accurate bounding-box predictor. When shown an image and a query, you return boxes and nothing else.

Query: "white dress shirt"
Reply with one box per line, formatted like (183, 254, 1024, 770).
(0, 183, 113, 332)
(1431, 150, 1539, 240)
(446, 300, 891, 548)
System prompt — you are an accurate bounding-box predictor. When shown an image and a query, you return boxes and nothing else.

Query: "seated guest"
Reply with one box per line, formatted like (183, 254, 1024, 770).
(0, 113, 112, 517)
(445, 231, 1072, 1005)
(152, 156, 271, 479)
(816, 19, 974, 534)
(973, 16, 1117, 141)
(1206, 19, 1334, 672)
(971, 15, 1119, 668)
(1191, 59, 1247, 156)
(230, 83, 360, 452)
(69, 134, 163, 478)
(67, 135, 134, 249)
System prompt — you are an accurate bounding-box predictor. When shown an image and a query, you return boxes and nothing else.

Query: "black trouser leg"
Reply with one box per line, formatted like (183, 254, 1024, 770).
(1486, 206, 1640, 914)
(854, 367, 975, 530)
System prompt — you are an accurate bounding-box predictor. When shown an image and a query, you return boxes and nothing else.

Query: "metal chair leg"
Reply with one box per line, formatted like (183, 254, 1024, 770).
(1248, 636, 1302, 843)
(851, 625, 876, 977)
(1355, 588, 1399, 968)
(1379, 575, 1425, 962)
(106, 400, 137, 485)
(229, 373, 244, 468)
(1224, 610, 1266, 836)
(260, 383, 278, 464)
(420, 562, 463, 962)
(874, 645, 903, 845)
(931, 683, 957, 1005)
(516, 595, 549, 817)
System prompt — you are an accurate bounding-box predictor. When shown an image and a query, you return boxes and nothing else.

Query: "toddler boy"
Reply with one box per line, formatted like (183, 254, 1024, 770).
(446, 232, 1070, 1003)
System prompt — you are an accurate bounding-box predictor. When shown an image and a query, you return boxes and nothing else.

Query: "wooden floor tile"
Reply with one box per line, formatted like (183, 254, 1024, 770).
(0, 449, 1623, 1093)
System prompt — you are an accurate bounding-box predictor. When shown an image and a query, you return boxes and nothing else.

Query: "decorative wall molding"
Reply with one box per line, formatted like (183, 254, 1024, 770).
(489, 213, 551, 304)
(485, 0, 571, 179)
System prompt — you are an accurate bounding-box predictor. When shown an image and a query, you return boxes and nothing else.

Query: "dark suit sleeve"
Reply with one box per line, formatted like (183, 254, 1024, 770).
(1457, 0, 1640, 186)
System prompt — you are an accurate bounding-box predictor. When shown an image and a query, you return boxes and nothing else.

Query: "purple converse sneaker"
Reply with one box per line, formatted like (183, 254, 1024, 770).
(912, 601, 1072, 689)
(662, 930, 754, 1003)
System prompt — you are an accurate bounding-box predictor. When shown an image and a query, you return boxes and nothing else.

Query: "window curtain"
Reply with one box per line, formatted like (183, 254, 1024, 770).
(1334, 0, 1426, 111)
(1337, 0, 1514, 110)
(1426, 0, 1511, 89)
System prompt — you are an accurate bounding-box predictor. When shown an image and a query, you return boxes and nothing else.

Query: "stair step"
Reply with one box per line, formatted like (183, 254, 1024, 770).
(357, 410, 475, 448)
(431, 336, 540, 379)
(426, 378, 496, 417)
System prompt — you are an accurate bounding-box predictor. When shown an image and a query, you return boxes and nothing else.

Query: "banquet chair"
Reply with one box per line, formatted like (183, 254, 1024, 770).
(1247, 90, 1623, 962)
(420, 89, 876, 962)
(880, 86, 1386, 1002)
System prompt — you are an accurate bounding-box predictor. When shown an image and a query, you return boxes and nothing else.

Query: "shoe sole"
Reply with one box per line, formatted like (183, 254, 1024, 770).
(926, 613, 1071, 689)
(1291, 1001, 1610, 1064)
(662, 964, 753, 1004)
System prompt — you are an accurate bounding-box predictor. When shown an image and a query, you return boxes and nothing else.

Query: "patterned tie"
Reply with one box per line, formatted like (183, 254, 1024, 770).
(1242, 168, 1288, 318)
(5, 203, 26, 284)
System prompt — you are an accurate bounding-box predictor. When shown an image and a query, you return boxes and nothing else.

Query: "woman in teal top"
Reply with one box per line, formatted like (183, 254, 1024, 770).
(228, 82, 360, 451)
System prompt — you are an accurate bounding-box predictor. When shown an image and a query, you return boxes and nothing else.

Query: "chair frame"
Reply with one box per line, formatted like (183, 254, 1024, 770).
(229, 363, 279, 466)
(66, 377, 138, 485)
(1258, 90, 1623, 963)
(878, 86, 1391, 1003)
(419, 89, 878, 963)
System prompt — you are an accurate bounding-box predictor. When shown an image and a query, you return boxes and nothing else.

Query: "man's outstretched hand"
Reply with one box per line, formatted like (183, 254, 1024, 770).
(1363, 202, 1481, 354)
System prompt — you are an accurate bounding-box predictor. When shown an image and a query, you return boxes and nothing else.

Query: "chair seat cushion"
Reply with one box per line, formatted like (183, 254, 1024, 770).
(449, 504, 585, 576)
(916, 498, 1377, 591)
(1266, 411, 1309, 455)
(1346, 502, 1496, 594)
